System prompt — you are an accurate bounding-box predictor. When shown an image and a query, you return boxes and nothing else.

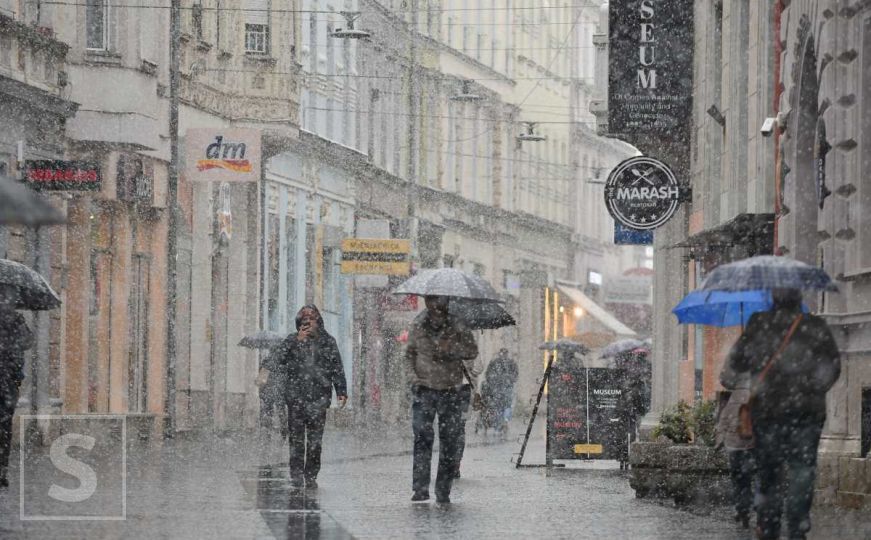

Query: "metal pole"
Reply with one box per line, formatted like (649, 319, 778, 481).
(406, 0, 418, 261)
(516, 351, 556, 468)
(165, 0, 181, 437)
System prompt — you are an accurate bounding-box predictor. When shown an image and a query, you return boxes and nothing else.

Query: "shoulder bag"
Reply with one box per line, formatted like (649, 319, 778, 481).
(737, 314, 803, 440)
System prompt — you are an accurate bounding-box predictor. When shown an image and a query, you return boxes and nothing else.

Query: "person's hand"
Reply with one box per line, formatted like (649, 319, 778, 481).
(297, 323, 313, 342)
(337, 395, 348, 409)
(255, 368, 270, 387)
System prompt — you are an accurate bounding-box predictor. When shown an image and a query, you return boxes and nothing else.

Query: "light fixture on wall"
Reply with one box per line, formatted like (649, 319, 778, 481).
(330, 12, 371, 39)
(706, 105, 726, 127)
(450, 80, 484, 102)
(517, 122, 546, 143)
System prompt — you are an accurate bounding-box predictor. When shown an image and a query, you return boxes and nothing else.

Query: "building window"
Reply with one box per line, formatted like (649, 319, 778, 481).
(244, 0, 269, 55)
(86, 0, 109, 50)
(245, 24, 269, 54)
(192, 2, 204, 41)
(588, 270, 603, 286)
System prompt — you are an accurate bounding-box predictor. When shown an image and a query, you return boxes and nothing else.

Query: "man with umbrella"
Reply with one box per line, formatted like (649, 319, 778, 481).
(0, 284, 34, 487)
(702, 256, 841, 540)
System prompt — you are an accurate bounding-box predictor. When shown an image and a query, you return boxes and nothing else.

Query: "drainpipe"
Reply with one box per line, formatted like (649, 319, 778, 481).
(772, 0, 784, 252)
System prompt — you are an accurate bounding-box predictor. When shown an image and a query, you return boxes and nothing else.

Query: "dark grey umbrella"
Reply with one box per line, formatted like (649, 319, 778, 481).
(539, 339, 590, 355)
(699, 255, 838, 292)
(600, 338, 648, 358)
(0, 175, 66, 227)
(394, 268, 501, 302)
(450, 299, 515, 330)
(239, 330, 286, 349)
(0, 259, 61, 310)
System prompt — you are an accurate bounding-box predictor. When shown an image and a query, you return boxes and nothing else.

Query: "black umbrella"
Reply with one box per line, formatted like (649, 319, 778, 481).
(600, 338, 648, 358)
(450, 299, 515, 330)
(538, 339, 590, 355)
(394, 268, 502, 302)
(239, 330, 286, 349)
(0, 175, 66, 227)
(0, 259, 61, 310)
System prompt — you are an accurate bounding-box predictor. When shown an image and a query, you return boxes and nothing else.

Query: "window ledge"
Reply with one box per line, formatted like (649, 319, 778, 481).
(243, 53, 276, 65)
(196, 40, 212, 53)
(84, 50, 122, 65)
(218, 49, 232, 60)
(837, 268, 871, 282)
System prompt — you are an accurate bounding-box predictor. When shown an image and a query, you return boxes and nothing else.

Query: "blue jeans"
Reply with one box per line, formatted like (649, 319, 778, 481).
(753, 414, 824, 539)
(411, 386, 463, 497)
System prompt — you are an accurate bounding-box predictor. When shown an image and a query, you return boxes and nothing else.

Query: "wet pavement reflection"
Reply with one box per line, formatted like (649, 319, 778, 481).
(246, 464, 354, 540)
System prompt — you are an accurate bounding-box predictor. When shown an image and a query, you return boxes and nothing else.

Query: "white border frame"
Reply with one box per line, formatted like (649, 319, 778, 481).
(18, 414, 127, 521)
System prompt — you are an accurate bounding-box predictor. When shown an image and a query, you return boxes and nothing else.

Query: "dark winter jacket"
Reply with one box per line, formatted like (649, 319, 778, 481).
(405, 311, 479, 390)
(723, 307, 840, 421)
(0, 307, 34, 385)
(265, 305, 347, 409)
(481, 352, 518, 409)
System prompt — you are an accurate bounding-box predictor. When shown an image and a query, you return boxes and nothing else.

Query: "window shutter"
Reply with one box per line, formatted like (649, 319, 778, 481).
(244, 0, 268, 25)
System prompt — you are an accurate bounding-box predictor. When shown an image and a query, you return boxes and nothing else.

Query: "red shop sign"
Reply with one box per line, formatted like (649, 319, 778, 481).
(25, 160, 102, 191)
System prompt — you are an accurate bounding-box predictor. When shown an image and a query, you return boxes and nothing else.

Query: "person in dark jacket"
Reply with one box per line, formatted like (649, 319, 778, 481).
(0, 285, 34, 488)
(265, 305, 347, 488)
(723, 288, 840, 540)
(405, 295, 479, 504)
(479, 348, 518, 434)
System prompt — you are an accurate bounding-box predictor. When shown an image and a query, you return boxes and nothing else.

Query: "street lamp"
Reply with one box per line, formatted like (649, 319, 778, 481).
(517, 122, 547, 143)
(450, 80, 484, 102)
(573, 306, 584, 319)
(330, 12, 371, 39)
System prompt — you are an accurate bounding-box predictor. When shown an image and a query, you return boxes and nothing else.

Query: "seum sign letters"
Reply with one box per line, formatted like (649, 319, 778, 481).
(604, 156, 681, 230)
(185, 128, 261, 182)
(608, 0, 694, 134)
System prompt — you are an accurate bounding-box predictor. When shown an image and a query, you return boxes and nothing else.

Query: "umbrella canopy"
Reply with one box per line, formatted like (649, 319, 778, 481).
(449, 299, 515, 330)
(0, 175, 66, 227)
(393, 268, 501, 302)
(0, 259, 61, 310)
(699, 255, 837, 292)
(539, 339, 589, 355)
(600, 338, 648, 358)
(238, 330, 286, 349)
(673, 289, 810, 327)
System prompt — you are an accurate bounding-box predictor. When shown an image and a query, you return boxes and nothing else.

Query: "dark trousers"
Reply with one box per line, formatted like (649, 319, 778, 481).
(454, 385, 472, 475)
(412, 386, 463, 497)
(728, 449, 755, 518)
(286, 400, 328, 482)
(0, 378, 21, 472)
(753, 415, 824, 539)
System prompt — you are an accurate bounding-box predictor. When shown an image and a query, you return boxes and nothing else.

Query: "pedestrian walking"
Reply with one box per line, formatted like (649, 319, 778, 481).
(717, 364, 756, 529)
(723, 288, 840, 540)
(263, 305, 347, 489)
(0, 284, 34, 488)
(405, 295, 479, 504)
(478, 348, 518, 435)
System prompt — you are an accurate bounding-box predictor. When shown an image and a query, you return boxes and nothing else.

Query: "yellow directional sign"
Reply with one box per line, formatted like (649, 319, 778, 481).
(340, 238, 411, 275)
(573, 443, 603, 455)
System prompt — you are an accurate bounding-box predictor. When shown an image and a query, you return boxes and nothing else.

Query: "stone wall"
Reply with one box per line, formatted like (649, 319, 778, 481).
(816, 454, 871, 510)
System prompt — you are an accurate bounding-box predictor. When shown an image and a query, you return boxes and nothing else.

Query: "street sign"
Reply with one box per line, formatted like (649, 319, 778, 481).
(608, 0, 694, 134)
(24, 160, 101, 191)
(614, 221, 654, 245)
(340, 238, 411, 275)
(185, 128, 261, 182)
(548, 362, 628, 461)
(605, 155, 681, 231)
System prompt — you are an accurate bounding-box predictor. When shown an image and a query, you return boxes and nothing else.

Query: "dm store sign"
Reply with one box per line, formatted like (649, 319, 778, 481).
(604, 155, 681, 230)
(185, 128, 261, 182)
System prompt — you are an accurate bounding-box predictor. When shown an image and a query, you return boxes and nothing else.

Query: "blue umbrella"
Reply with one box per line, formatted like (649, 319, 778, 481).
(673, 289, 808, 327)
(699, 255, 837, 292)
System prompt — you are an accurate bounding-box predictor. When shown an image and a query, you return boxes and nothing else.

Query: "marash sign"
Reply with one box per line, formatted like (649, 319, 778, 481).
(25, 160, 101, 191)
(604, 155, 684, 230)
(608, 0, 694, 134)
(185, 128, 261, 182)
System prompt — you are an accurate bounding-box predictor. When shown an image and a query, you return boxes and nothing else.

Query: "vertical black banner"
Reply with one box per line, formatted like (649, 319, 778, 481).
(608, 0, 694, 134)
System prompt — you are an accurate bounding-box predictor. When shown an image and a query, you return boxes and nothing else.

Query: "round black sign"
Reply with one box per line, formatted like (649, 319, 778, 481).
(604, 156, 681, 231)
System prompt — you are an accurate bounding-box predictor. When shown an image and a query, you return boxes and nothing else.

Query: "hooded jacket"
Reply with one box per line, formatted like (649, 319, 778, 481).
(405, 310, 479, 390)
(265, 305, 347, 408)
(723, 304, 840, 421)
(0, 307, 33, 385)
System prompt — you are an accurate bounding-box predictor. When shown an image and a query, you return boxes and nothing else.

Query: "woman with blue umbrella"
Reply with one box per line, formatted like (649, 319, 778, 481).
(689, 256, 841, 540)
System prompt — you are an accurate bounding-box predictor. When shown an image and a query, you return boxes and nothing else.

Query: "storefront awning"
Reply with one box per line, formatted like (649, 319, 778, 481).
(556, 283, 637, 337)
(670, 213, 774, 251)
